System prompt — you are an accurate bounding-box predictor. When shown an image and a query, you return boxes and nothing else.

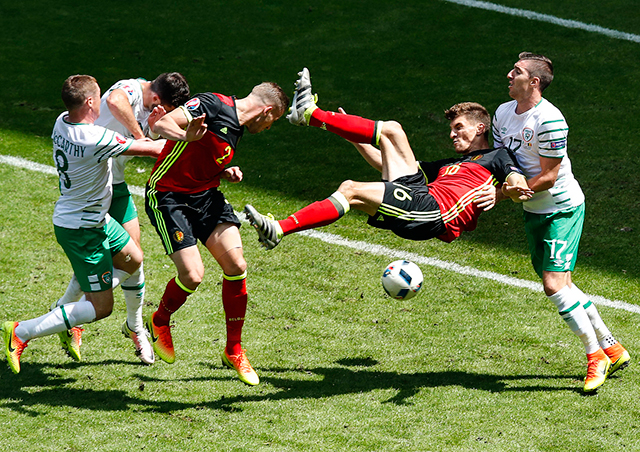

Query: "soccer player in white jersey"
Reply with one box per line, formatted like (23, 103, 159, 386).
(1, 75, 164, 374)
(492, 52, 630, 392)
(53, 74, 189, 364)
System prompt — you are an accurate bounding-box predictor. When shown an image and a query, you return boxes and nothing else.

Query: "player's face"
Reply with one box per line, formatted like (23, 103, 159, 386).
(449, 115, 483, 154)
(247, 108, 281, 134)
(507, 60, 533, 100)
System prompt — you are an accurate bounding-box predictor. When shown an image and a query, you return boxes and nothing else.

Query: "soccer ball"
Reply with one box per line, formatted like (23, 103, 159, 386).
(381, 260, 423, 300)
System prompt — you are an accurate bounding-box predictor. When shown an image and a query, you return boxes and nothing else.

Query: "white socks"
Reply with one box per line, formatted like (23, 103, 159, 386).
(570, 284, 617, 349)
(15, 301, 97, 342)
(122, 263, 145, 333)
(547, 286, 600, 354)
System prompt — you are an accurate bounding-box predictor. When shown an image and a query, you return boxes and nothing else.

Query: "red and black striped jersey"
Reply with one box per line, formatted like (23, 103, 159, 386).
(148, 93, 244, 194)
(419, 147, 523, 242)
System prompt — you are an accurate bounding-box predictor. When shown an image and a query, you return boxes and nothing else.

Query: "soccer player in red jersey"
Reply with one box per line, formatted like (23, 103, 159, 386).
(144, 82, 289, 385)
(244, 68, 532, 250)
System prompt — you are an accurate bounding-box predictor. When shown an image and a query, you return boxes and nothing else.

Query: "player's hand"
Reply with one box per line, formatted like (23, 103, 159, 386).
(185, 114, 208, 142)
(148, 105, 167, 131)
(222, 166, 243, 183)
(474, 185, 497, 211)
(502, 184, 534, 203)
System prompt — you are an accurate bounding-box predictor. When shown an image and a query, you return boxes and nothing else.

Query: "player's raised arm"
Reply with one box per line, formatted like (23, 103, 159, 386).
(106, 88, 146, 139)
(151, 107, 207, 142)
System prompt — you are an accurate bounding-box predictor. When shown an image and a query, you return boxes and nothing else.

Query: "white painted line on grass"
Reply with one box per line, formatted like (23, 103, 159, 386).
(443, 0, 640, 44)
(3, 154, 638, 315)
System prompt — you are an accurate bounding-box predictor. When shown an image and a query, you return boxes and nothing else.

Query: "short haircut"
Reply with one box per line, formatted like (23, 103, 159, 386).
(444, 102, 491, 139)
(151, 72, 191, 108)
(518, 52, 554, 92)
(61, 75, 99, 111)
(250, 82, 290, 117)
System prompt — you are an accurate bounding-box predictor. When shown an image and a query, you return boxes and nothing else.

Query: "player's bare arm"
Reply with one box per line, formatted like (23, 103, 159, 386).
(502, 173, 534, 202)
(148, 105, 167, 133)
(123, 138, 166, 158)
(152, 108, 208, 142)
(525, 156, 562, 193)
(106, 89, 145, 139)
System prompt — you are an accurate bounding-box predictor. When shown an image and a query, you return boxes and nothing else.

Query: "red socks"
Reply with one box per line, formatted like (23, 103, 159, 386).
(279, 198, 344, 235)
(155, 275, 247, 356)
(223, 274, 247, 356)
(309, 108, 377, 144)
(154, 277, 192, 326)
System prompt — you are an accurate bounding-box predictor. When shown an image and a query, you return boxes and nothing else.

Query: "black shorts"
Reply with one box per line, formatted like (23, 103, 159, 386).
(367, 171, 446, 241)
(145, 185, 241, 255)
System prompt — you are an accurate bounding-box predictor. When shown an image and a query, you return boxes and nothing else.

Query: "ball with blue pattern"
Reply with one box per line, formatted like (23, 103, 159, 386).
(381, 260, 423, 300)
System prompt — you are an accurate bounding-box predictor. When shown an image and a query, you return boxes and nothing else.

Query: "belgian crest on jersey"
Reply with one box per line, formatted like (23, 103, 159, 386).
(522, 127, 534, 142)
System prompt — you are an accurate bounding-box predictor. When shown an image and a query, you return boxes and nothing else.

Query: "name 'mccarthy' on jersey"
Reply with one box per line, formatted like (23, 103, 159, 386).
(148, 92, 243, 194)
(51, 112, 134, 229)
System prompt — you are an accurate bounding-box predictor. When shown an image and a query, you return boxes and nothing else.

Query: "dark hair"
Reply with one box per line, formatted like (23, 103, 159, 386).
(61, 75, 98, 111)
(518, 52, 554, 92)
(151, 72, 190, 108)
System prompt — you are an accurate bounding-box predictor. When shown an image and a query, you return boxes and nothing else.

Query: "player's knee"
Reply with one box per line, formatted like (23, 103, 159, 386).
(338, 180, 356, 199)
(177, 265, 205, 290)
(223, 258, 247, 277)
(381, 120, 405, 140)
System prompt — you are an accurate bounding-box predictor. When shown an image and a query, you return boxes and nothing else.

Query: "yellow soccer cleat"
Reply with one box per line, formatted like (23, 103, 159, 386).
(2, 321, 28, 374)
(603, 342, 630, 377)
(145, 312, 175, 364)
(222, 349, 260, 386)
(583, 349, 611, 393)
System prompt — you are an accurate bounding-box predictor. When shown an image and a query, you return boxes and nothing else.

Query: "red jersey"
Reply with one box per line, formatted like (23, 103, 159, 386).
(148, 93, 244, 194)
(420, 148, 523, 242)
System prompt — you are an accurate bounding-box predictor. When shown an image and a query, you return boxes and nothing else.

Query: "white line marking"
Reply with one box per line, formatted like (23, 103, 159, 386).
(2, 155, 638, 315)
(443, 0, 640, 43)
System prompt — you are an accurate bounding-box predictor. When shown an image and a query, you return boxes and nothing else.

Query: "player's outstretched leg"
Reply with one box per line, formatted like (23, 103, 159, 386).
(287, 67, 317, 126)
(50, 300, 83, 361)
(122, 321, 155, 365)
(288, 68, 381, 145)
(244, 205, 283, 250)
(245, 192, 350, 250)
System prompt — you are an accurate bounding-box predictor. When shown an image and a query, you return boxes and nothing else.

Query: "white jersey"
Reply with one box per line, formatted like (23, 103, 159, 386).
(492, 98, 584, 214)
(52, 112, 134, 229)
(95, 78, 150, 185)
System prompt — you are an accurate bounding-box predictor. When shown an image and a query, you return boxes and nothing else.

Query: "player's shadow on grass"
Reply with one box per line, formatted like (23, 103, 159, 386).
(0, 359, 197, 415)
(195, 360, 586, 409)
(0, 358, 591, 414)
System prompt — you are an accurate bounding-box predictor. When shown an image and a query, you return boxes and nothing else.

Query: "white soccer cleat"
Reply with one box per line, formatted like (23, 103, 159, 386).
(287, 67, 317, 126)
(243, 204, 282, 250)
(122, 321, 155, 365)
